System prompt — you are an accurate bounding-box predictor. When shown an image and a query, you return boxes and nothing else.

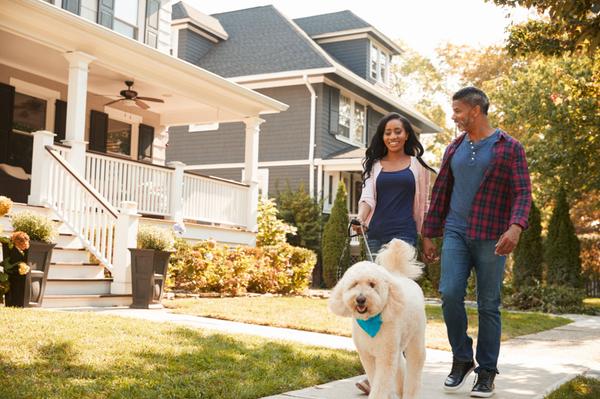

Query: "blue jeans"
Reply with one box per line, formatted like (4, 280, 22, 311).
(367, 236, 417, 259)
(439, 229, 506, 372)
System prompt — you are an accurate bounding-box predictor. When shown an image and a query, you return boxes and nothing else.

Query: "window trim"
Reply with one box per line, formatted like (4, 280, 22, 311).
(369, 41, 391, 84)
(9, 78, 60, 135)
(335, 90, 367, 147)
(104, 106, 142, 159)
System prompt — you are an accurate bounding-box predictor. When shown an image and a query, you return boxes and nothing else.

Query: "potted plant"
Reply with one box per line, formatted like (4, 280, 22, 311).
(0, 207, 56, 307)
(129, 225, 174, 309)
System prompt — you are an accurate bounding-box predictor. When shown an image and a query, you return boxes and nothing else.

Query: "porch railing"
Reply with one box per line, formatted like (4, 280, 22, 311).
(45, 146, 118, 270)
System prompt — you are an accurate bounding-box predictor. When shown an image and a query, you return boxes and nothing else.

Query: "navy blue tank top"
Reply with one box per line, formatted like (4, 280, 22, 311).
(367, 167, 416, 243)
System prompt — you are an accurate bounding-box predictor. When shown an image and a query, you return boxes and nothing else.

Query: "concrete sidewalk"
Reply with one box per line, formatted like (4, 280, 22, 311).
(58, 307, 600, 399)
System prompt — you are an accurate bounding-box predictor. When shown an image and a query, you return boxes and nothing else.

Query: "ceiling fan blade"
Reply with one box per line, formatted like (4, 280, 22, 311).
(105, 98, 124, 106)
(135, 99, 150, 110)
(136, 96, 164, 103)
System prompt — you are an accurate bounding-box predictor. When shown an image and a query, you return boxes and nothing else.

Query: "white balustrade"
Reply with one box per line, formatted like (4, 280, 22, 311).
(182, 173, 249, 227)
(84, 152, 172, 216)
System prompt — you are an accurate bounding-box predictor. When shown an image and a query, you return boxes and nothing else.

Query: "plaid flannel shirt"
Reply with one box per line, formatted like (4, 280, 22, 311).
(423, 130, 532, 240)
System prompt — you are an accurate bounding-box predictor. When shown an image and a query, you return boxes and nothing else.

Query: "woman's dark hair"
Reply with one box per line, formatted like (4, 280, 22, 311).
(362, 112, 436, 183)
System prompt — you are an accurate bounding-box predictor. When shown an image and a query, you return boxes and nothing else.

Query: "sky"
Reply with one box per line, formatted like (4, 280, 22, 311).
(186, 0, 535, 59)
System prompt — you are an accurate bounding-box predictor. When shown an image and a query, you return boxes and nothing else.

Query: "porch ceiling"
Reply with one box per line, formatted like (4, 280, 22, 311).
(0, 0, 288, 126)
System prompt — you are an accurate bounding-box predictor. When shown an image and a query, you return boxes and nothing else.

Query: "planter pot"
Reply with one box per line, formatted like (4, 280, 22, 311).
(2, 241, 54, 307)
(129, 248, 171, 309)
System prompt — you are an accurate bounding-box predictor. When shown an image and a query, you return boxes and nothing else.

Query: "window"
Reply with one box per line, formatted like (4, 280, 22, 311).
(370, 44, 378, 80)
(370, 43, 390, 84)
(106, 118, 131, 156)
(339, 95, 351, 139)
(336, 94, 367, 146)
(12, 93, 46, 133)
(353, 103, 366, 144)
(114, 0, 138, 39)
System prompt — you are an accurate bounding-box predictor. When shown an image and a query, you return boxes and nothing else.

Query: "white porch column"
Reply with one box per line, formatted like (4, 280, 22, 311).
(243, 117, 264, 232)
(63, 51, 95, 174)
(153, 125, 169, 166)
(111, 201, 140, 295)
(28, 130, 56, 206)
(167, 161, 185, 222)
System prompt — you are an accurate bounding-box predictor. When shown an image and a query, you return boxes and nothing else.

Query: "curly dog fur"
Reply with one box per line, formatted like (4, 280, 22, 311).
(328, 239, 426, 399)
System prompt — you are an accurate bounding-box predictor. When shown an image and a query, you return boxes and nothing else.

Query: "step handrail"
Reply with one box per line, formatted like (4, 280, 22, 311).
(44, 145, 119, 270)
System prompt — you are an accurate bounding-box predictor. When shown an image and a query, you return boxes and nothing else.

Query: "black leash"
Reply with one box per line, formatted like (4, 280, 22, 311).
(336, 218, 374, 281)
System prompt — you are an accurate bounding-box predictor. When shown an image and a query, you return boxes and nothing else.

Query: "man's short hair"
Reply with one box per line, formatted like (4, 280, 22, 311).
(452, 87, 490, 115)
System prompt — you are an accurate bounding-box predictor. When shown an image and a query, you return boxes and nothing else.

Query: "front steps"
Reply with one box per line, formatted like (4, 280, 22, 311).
(1, 202, 132, 308)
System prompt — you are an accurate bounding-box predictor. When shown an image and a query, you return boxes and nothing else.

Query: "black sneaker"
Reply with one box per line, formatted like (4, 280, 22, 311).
(443, 358, 475, 391)
(471, 369, 496, 397)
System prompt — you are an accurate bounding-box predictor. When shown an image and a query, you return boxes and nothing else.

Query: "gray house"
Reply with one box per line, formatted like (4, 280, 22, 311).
(167, 2, 441, 214)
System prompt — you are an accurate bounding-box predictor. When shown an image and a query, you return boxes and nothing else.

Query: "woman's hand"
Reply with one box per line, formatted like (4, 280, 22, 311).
(351, 218, 367, 234)
(422, 237, 438, 263)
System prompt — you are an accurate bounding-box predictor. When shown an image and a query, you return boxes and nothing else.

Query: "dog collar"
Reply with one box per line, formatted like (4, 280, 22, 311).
(356, 313, 382, 337)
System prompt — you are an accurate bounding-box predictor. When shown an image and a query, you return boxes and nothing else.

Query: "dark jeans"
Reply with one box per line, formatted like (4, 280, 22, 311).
(367, 236, 417, 258)
(439, 229, 506, 372)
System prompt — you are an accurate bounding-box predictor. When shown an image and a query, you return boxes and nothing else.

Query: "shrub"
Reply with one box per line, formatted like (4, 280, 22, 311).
(276, 183, 323, 253)
(137, 225, 174, 251)
(545, 189, 582, 288)
(321, 182, 349, 288)
(505, 284, 586, 314)
(580, 234, 600, 278)
(10, 211, 56, 243)
(256, 199, 297, 247)
(513, 201, 544, 289)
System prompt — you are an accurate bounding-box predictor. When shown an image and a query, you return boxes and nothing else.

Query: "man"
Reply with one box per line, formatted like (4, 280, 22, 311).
(422, 87, 531, 397)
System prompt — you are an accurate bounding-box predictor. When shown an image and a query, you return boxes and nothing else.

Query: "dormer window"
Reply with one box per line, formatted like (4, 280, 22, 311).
(370, 42, 390, 84)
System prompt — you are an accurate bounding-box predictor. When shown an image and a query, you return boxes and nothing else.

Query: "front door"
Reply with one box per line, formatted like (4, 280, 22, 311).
(0, 84, 47, 203)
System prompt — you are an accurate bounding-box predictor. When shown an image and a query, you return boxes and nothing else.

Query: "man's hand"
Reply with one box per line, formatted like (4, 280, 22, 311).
(422, 237, 438, 263)
(495, 224, 523, 256)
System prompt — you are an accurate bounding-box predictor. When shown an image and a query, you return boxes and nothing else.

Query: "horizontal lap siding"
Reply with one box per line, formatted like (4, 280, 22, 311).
(320, 39, 369, 80)
(166, 124, 245, 165)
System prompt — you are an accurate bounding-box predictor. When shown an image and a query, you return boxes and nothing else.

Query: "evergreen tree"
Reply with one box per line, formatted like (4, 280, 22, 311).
(545, 189, 582, 287)
(321, 182, 349, 288)
(512, 201, 544, 289)
(276, 183, 322, 253)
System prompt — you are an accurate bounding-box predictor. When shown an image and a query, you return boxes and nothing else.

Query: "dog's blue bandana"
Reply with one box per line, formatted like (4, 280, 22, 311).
(356, 313, 382, 337)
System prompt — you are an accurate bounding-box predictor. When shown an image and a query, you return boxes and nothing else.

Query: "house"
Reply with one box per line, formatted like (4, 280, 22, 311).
(0, 0, 287, 307)
(166, 2, 441, 215)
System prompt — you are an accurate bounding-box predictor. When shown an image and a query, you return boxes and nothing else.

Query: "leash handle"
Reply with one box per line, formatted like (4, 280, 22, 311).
(350, 218, 374, 262)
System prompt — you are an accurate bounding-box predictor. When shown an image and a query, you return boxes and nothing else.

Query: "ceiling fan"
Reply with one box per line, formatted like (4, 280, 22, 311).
(104, 80, 164, 110)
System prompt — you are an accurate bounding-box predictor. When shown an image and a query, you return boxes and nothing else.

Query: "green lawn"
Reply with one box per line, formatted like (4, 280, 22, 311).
(545, 376, 600, 399)
(164, 296, 571, 351)
(0, 307, 361, 399)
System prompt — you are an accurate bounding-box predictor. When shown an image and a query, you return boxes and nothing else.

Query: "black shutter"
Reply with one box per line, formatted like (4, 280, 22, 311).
(97, 0, 115, 29)
(138, 124, 154, 161)
(145, 0, 160, 48)
(89, 110, 108, 153)
(328, 86, 339, 135)
(54, 99, 67, 144)
(62, 0, 80, 14)
(0, 83, 15, 164)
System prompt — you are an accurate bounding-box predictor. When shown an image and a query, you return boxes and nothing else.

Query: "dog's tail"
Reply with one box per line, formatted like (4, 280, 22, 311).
(375, 238, 423, 280)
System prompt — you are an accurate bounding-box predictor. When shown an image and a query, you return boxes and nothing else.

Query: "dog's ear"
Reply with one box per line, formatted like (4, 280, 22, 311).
(328, 279, 353, 317)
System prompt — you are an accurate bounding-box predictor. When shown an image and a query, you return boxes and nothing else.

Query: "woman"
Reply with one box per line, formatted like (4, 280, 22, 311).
(354, 112, 436, 255)
(353, 112, 435, 395)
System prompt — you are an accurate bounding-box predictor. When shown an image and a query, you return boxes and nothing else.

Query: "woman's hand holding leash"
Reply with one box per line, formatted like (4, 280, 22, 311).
(351, 217, 367, 234)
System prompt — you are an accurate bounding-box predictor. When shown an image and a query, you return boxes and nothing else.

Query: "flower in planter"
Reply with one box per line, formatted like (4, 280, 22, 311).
(137, 225, 175, 251)
(18, 262, 29, 275)
(10, 212, 56, 243)
(11, 231, 30, 252)
(0, 196, 12, 217)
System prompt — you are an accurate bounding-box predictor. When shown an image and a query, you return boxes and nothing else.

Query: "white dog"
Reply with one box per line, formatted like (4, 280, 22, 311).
(328, 239, 426, 399)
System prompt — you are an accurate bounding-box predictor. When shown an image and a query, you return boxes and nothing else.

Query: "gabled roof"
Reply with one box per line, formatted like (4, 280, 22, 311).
(293, 10, 371, 37)
(196, 6, 332, 78)
(172, 1, 228, 40)
(294, 10, 403, 54)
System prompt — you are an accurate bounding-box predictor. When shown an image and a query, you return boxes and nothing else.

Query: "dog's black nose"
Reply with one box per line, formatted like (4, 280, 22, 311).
(356, 295, 366, 305)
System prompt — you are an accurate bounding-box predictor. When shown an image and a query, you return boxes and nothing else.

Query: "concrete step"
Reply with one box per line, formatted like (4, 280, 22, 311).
(42, 294, 132, 308)
(45, 278, 113, 295)
(48, 263, 105, 279)
(51, 247, 89, 263)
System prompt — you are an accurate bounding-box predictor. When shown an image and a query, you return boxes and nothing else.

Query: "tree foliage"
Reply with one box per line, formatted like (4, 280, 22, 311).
(321, 182, 349, 288)
(489, 0, 600, 56)
(256, 199, 297, 247)
(512, 202, 544, 289)
(545, 189, 582, 288)
(276, 183, 322, 253)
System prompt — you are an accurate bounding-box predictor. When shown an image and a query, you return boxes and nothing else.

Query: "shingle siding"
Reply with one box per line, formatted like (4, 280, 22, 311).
(320, 39, 369, 79)
(177, 29, 215, 63)
(166, 85, 312, 166)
